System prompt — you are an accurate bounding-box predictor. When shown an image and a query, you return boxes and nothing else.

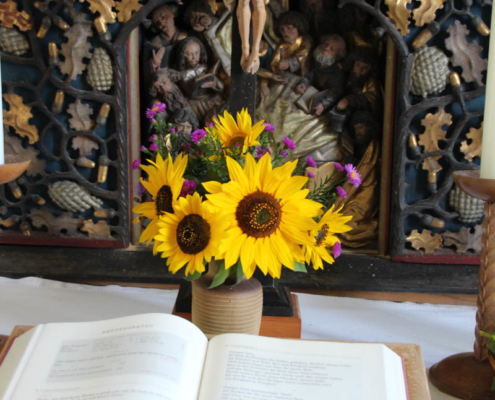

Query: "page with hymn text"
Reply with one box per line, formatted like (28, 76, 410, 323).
(198, 334, 407, 400)
(0, 314, 208, 400)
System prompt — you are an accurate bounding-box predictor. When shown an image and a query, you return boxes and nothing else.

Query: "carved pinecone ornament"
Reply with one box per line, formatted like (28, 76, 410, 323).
(48, 181, 103, 213)
(0, 28, 29, 56)
(449, 185, 485, 223)
(87, 48, 113, 91)
(411, 46, 450, 97)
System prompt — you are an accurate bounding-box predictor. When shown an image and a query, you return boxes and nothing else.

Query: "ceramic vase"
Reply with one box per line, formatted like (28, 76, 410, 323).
(191, 261, 263, 335)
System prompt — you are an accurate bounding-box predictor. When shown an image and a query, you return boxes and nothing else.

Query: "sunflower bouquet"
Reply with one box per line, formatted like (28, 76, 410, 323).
(132, 103, 361, 287)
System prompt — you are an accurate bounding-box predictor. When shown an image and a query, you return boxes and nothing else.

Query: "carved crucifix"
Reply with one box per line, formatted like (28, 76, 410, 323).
(236, 0, 266, 74)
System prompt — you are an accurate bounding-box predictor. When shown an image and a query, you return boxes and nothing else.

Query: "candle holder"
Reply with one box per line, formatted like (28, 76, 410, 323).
(430, 169, 495, 400)
(0, 155, 30, 185)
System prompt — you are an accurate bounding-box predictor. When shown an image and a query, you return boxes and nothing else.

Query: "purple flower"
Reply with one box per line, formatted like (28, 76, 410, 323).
(345, 164, 362, 187)
(263, 123, 275, 132)
(282, 137, 296, 151)
(336, 186, 347, 198)
(281, 150, 288, 158)
(235, 142, 241, 148)
(190, 129, 207, 144)
(150, 142, 158, 151)
(334, 162, 344, 172)
(131, 158, 141, 170)
(145, 102, 166, 120)
(149, 134, 157, 142)
(136, 181, 147, 196)
(140, 145, 146, 152)
(180, 179, 198, 197)
(170, 128, 176, 134)
(208, 122, 214, 128)
(256, 147, 271, 160)
(184, 144, 191, 151)
(333, 242, 341, 259)
(308, 171, 315, 179)
(306, 156, 317, 168)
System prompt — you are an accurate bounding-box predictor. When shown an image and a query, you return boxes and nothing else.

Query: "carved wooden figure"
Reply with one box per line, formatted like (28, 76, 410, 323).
(237, 0, 266, 74)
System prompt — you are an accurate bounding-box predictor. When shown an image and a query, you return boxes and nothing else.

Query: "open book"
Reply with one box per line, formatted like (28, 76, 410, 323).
(295, 87, 330, 114)
(0, 314, 408, 400)
(190, 60, 221, 99)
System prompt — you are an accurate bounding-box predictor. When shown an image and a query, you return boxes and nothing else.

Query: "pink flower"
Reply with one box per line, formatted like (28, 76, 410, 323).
(140, 145, 146, 152)
(184, 144, 191, 151)
(190, 129, 207, 144)
(235, 142, 241, 148)
(256, 147, 271, 160)
(336, 186, 347, 198)
(208, 123, 214, 128)
(146, 102, 166, 120)
(308, 171, 315, 179)
(180, 179, 198, 197)
(131, 158, 141, 170)
(263, 123, 275, 132)
(150, 143, 158, 151)
(345, 164, 362, 187)
(281, 150, 288, 158)
(334, 162, 344, 172)
(282, 136, 296, 151)
(306, 156, 316, 168)
(333, 242, 341, 258)
(149, 134, 157, 142)
(170, 128, 176, 134)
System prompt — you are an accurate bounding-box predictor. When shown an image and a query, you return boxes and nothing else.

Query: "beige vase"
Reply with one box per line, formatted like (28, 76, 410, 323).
(191, 261, 263, 336)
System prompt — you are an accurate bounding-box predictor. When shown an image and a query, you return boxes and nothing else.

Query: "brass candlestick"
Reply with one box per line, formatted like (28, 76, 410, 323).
(0, 155, 30, 185)
(430, 170, 495, 400)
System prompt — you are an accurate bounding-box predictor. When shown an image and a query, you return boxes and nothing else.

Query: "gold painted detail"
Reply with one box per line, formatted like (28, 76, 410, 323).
(0, 0, 31, 31)
(418, 108, 452, 177)
(406, 229, 443, 254)
(81, 220, 112, 239)
(385, 0, 412, 35)
(460, 123, 483, 162)
(116, 0, 142, 23)
(80, 0, 117, 24)
(3, 93, 39, 144)
(413, 0, 447, 27)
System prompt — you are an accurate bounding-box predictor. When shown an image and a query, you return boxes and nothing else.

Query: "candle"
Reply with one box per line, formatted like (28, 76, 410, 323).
(481, 4, 495, 179)
(0, 59, 4, 165)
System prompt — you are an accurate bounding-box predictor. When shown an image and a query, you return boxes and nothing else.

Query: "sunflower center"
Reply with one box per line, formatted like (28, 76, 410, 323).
(236, 191, 281, 238)
(176, 214, 211, 254)
(228, 136, 245, 148)
(315, 224, 329, 247)
(155, 185, 174, 216)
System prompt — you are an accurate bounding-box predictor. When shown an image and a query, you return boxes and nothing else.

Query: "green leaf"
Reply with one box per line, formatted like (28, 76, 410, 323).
(481, 331, 495, 341)
(207, 260, 231, 289)
(184, 270, 202, 282)
(487, 341, 495, 355)
(235, 260, 245, 285)
(294, 261, 308, 273)
(491, 378, 495, 391)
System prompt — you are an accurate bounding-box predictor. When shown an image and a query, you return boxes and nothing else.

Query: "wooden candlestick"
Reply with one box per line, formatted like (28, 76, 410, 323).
(429, 170, 495, 400)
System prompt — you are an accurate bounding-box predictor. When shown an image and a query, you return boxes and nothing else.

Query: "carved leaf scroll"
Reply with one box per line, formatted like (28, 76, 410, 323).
(445, 21, 487, 86)
(72, 136, 99, 157)
(116, 0, 142, 22)
(418, 108, 452, 175)
(67, 100, 94, 131)
(0, 0, 31, 31)
(3, 93, 38, 144)
(460, 123, 483, 162)
(59, 21, 93, 81)
(443, 225, 482, 254)
(81, 220, 112, 239)
(80, 0, 117, 24)
(385, 0, 412, 35)
(406, 229, 443, 254)
(29, 208, 83, 237)
(413, 0, 447, 27)
(4, 134, 45, 176)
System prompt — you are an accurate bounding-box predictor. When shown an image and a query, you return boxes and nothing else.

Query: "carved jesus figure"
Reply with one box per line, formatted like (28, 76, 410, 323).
(237, 0, 266, 74)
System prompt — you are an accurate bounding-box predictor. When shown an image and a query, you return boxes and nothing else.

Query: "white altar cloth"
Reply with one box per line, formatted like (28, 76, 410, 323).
(0, 276, 477, 400)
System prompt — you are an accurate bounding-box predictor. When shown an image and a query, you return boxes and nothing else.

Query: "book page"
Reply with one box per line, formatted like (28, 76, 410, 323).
(198, 334, 407, 400)
(1, 314, 208, 400)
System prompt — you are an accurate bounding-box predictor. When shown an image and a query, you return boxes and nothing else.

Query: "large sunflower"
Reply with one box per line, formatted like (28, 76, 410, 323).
(213, 108, 265, 153)
(133, 153, 187, 252)
(154, 192, 229, 276)
(204, 153, 322, 279)
(303, 206, 353, 270)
